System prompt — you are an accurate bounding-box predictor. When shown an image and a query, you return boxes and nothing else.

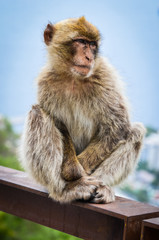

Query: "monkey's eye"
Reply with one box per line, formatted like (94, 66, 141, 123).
(90, 41, 97, 48)
(74, 39, 87, 45)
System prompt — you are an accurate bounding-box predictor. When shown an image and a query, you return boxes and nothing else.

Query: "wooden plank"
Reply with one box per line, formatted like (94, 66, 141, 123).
(0, 166, 159, 240)
(140, 217, 159, 240)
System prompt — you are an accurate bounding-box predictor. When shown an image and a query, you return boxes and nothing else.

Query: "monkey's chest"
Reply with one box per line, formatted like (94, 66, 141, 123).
(55, 104, 95, 154)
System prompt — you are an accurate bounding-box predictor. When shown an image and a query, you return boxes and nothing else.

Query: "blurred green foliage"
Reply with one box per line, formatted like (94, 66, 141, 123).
(137, 160, 159, 188)
(0, 155, 22, 171)
(0, 116, 81, 240)
(120, 185, 150, 202)
(0, 117, 19, 156)
(0, 211, 80, 240)
(146, 126, 157, 137)
(0, 117, 22, 170)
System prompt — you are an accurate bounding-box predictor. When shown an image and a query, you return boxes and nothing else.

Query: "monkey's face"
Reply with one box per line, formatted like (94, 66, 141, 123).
(71, 38, 97, 76)
(44, 17, 100, 77)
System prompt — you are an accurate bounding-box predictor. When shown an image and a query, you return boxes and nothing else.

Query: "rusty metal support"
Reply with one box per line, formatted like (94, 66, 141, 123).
(140, 217, 159, 240)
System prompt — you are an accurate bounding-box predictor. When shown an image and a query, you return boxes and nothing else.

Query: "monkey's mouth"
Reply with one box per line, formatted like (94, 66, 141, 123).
(74, 64, 91, 69)
(72, 64, 91, 75)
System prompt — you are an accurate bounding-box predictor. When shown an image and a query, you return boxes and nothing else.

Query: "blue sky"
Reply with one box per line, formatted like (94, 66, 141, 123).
(0, 0, 159, 130)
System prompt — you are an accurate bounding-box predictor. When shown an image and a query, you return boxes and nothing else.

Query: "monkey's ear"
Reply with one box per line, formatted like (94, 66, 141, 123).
(44, 23, 56, 45)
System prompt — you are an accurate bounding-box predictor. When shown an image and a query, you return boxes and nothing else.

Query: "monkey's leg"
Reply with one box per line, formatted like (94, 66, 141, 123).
(20, 105, 101, 203)
(90, 123, 146, 203)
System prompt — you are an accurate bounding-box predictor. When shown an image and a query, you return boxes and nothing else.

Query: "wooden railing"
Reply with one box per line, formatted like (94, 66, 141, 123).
(0, 166, 159, 240)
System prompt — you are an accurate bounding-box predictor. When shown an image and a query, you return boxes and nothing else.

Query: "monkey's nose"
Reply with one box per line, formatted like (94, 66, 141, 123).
(85, 55, 93, 63)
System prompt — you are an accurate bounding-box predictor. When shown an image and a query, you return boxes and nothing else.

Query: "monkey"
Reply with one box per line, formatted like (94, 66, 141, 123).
(19, 17, 146, 204)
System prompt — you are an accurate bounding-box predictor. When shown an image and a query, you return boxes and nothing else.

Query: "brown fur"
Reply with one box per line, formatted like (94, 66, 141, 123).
(19, 17, 146, 203)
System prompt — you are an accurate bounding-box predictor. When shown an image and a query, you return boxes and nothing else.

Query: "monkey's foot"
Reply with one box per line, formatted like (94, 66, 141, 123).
(90, 185, 115, 204)
(67, 176, 102, 202)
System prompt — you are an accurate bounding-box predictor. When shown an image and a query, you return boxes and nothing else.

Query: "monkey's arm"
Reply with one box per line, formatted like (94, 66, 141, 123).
(77, 132, 126, 175)
(56, 121, 86, 181)
(54, 118, 87, 181)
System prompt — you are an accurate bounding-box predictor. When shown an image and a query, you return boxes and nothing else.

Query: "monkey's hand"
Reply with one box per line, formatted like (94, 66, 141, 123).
(65, 176, 102, 202)
(90, 185, 115, 204)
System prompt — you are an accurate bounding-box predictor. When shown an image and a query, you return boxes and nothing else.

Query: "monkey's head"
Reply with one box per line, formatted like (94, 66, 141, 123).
(44, 17, 100, 78)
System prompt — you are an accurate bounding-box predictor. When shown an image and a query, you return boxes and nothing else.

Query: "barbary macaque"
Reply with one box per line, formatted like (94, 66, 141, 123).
(20, 17, 146, 203)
